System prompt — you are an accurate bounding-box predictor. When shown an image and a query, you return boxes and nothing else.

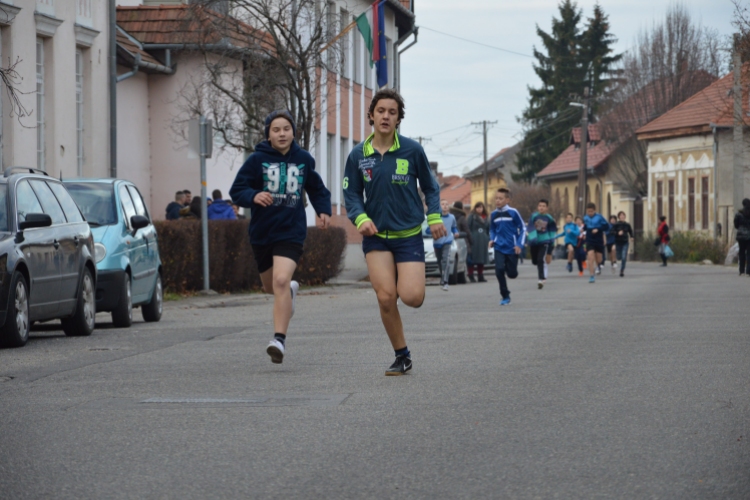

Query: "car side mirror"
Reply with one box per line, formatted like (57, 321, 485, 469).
(19, 213, 52, 231)
(131, 215, 149, 233)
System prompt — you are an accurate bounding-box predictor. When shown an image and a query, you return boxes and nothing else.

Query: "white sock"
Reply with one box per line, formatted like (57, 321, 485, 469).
(543, 263, 549, 279)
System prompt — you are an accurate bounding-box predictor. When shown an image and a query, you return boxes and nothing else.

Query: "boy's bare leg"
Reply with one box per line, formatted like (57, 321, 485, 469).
(259, 256, 297, 334)
(587, 250, 597, 276)
(366, 251, 414, 350)
(567, 245, 574, 264)
(396, 261, 426, 307)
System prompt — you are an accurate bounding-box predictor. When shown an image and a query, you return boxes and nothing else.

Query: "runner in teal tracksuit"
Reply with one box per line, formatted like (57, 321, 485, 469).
(343, 88, 444, 376)
(526, 199, 558, 289)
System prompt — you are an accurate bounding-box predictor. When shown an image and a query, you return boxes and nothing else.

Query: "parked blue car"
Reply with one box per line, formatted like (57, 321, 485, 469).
(64, 179, 162, 327)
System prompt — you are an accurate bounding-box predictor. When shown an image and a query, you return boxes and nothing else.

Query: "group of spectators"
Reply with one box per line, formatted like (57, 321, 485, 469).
(165, 189, 244, 221)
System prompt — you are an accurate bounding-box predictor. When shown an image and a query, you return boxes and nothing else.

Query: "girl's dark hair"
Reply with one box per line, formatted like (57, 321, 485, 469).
(742, 198, 750, 217)
(368, 89, 405, 126)
(473, 201, 486, 212)
(617, 211, 626, 218)
(190, 196, 203, 218)
(659, 216, 667, 222)
(609, 215, 617, 222)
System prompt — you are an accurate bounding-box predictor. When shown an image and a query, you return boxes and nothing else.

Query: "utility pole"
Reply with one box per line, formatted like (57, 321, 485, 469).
(733, 34, 744, 237)
(575, 87, 590, 216)
(415, 136, 430, 146)
(472, 120, 498, 206)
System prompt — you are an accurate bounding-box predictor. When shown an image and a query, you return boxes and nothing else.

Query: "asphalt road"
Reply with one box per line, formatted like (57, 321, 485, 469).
(1, 261, 748, 499)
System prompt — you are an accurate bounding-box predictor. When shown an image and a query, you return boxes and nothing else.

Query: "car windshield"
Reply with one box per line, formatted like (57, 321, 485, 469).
(65, 182, 117, 226)
(0, 184, 7, 232)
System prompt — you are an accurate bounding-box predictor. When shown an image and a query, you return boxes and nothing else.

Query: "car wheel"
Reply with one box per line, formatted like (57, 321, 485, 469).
(62, 267, 95, 337)
(141, 273, 163, 323)
(448, 256, 459, 285)
(0, 272, 30, 348)
(111, 275, 133, 328)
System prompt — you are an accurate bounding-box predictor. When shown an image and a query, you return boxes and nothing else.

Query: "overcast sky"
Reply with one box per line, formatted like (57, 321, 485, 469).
(398, 0, 737, 177)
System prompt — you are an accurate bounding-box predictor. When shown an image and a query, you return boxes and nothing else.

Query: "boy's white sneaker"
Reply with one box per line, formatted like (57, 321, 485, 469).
(290, 280, 299, 318)
(441, 284, 449, 291)
(267, 339, 285, 364)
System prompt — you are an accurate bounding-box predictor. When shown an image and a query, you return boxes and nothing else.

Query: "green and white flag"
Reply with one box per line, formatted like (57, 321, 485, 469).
(355, 8, 374, 68)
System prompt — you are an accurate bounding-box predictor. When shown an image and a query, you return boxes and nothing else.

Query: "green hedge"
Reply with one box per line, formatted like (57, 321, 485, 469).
(635, 231, 726, 264)
(154, 220, 346, 293)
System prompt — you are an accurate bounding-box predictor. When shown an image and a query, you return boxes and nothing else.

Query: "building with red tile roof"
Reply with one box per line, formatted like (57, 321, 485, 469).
(636, 65, 750, 244)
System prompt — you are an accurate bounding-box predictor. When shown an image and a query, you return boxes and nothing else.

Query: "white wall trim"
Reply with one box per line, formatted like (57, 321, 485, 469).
(0, 2, 21, 26)
(35, 12, 63, 37)
(74, 24, 100, 47)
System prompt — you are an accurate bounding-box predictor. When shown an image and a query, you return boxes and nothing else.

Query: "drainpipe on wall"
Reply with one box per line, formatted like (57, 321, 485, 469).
(393, 26, 417, 92)
(109, 0, 117, 178)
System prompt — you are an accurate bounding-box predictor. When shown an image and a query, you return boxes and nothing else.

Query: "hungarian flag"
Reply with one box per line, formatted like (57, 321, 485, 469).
(355, 1, 388, 88)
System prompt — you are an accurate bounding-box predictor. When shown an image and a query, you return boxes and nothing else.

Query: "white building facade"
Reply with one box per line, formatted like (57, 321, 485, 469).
(1, 0, 110, 178)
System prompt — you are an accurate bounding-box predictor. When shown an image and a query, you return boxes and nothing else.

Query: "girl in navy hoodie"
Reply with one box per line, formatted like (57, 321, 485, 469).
(230, 111, 332, 365)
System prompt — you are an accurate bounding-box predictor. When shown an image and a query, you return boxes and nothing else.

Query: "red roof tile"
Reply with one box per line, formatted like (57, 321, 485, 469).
(537, 124, 614, 179)
(117, 5, 275, 54)
(636, 65, 747, 140)
(439, 176, 472, 206)
(116, 28, 167, 69)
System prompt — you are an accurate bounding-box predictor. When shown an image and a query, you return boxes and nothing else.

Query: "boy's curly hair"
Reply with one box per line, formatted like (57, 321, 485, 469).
(368, 89, 405, 126)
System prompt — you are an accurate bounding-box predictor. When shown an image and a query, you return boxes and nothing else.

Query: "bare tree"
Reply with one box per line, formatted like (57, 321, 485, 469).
(172, 0, 341, 156)
(1, 57, 32, 123)
(599, 4, 725, 196)
(509, 184, 564, 223)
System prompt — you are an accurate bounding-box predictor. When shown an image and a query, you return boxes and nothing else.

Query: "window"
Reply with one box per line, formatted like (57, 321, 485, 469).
(340, 8, 349, 79)
(29, 180, 66, 224)
(36, 38, 45, 171)
(668, 179, 675, 228)
(119, 185, 137, 228)
(701, 176, 709, 230)
(365, 51, 373, 89)
(564, 188, 569, 213)
(127, 185, 150, 219)
(47, 182, 84, 223)
(16, 181, 44, 223)
(352, 14, 361, 84)
(76, 49, 84, 176)
(65, 182, 117, 225)
(326, 133, 335, 192)
(386, 37, 392, 87)
(656, 180, 663, 219)
(688, 177, 695, 230)
(607, 192, 611, 217)
(0, 185, 8, 232)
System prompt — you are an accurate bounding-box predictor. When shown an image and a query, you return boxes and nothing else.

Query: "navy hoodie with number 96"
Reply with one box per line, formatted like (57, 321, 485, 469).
(230, 140, 332, 246)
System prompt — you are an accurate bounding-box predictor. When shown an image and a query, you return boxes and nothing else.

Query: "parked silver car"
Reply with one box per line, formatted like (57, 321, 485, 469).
(423, 221, 468, 284)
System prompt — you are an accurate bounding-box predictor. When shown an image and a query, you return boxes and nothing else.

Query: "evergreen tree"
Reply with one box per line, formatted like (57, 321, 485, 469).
(514, 1, 621, 184)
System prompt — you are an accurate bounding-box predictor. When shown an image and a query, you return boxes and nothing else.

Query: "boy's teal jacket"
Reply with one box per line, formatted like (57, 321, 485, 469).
(526, 212, 558, 245)
(560, 222, 580, 246)
(343, 133, 441, 238)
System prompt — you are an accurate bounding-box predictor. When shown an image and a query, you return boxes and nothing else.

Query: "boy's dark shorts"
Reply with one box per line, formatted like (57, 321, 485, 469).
(586, 242, 605, 254)
(606, 243, 615, 253)
(252, 242, 304, 273)
(362, 234, 425, 263)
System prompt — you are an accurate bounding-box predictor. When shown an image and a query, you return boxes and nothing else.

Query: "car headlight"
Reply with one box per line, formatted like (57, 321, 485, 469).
(94, 243, 107, 264)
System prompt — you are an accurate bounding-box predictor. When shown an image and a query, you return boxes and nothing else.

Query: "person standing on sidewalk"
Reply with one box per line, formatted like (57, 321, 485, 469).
(657, 216, 671, 267)
(527, 199, 558, 289)
(606, 215, 618, 273)
(230, 110, 332, 365)
(584, 203, 610, 283)
(467, 202, 490, 282)
(733, 198, 750, 276)
(489, 188, 526, 306)
(432, 200, 459, 291)
(612, 211, 634, 277)
(343, 89, 445, 376)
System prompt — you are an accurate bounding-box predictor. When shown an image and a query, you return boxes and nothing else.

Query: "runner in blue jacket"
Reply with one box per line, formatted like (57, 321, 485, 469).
(343, 89, 445, 376)
(559, 213, 580, 273)
(583, 203, 610, 283)
(489, 188, 526, 305)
